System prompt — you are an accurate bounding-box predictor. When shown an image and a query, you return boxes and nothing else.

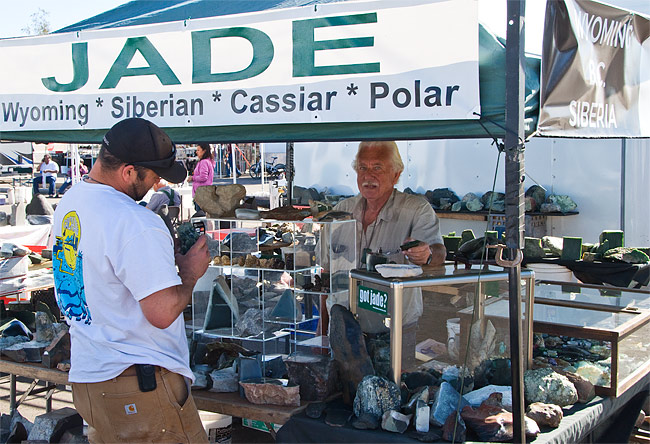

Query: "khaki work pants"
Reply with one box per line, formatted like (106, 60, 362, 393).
(72, 366, 208, 443)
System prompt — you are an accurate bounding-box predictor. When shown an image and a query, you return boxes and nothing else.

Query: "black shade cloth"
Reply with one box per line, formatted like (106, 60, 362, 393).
(276, 375, 650, 444)
(524, 258, 650, 288)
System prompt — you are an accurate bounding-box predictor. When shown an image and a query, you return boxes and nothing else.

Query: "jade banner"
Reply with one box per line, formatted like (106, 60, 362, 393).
(538, 0, 650, 138)
(0, 0, 480, 132)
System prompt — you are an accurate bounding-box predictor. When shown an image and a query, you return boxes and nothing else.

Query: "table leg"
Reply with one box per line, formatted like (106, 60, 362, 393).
(45, 385, 56, 412)
(10, 374, 16, 413)
(265, 422, 277, 440)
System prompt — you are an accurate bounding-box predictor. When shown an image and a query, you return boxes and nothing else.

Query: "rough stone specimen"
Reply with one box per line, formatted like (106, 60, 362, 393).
(26, 194, 55, 216)
(353, 375, 401, 422)
(426, 188, 460, 208)
(28, 408, 82, 443)
(526, 402, 563, 428)
(239, 380, 300, 407)
(329, 304, 375, 404)
(467, 319, 496, 370)
(235, 308, 265, 337)
(285, 353, 339, 402)
(226, 232, 257, 253)
(524, 237, 546, 259)
(0, 335, 30, 350)
(464, 385, 512, 409)
(525, 195, 538, 212)
(42, 329, 71, 369)
(525, 185, 546, 210)
(270, 289, 300, 320)
(602, 247, 649, 264)
(405, 386, 430, 414)
(403, 371, 437, 391)
(442, 411, 466, 442)
(430, 381, 469, 427)
(415, 400, 430, 433)
(542, 236, 564, 256)
(524, 368, 578, 406)
(556, 370, 595, 403)
(462, 193, 484, 212)
(574, 362, 609, 386)
(461, 403, 540, 441)
(293, 186, 322, 205)
(541, 194, 578, 213)
(209, 367, 239, 393)
(381, 410, 411, 433)
(259, 206, 312, 221)
(481, 191, 506, 212)
(191, 371, 209, 389)
(177, 222, 200, 254)
(34, 312, 55, 343)
(195, 184, 246, 217)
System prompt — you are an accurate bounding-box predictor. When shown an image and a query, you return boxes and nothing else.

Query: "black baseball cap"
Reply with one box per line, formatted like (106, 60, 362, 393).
(102, 118, 187, 183)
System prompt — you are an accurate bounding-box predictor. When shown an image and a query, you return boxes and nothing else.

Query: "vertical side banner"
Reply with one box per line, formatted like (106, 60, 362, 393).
(538, 0, 650, 137)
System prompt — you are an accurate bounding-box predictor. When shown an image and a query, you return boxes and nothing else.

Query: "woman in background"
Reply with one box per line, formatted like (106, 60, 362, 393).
(187, 143, 215, 212)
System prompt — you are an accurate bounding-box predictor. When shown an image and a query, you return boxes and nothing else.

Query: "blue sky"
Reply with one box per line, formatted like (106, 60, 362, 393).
(1, 0, 649, 55)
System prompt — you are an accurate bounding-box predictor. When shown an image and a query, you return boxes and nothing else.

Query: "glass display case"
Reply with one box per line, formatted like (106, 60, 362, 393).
(348, 265, 535, 384)
(531, 282, 650, 397)
(190, 217, 356, 373)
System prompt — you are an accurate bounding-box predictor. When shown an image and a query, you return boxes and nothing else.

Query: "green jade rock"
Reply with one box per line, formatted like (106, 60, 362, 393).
(460, 229, 475, 246)
(561, 237, 583, 261)
(524, 237, 545, 259)
(542, 236, 563, 257)
(599, 230, 624, 248)
(602, 247, 649, 264)
(443, 236, 462, 254)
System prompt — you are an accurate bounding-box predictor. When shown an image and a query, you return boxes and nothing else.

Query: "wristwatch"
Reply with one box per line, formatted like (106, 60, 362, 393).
(425, 248, 433, 265)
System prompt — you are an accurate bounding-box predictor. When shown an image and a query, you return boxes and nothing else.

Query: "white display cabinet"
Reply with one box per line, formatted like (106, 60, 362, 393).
(190, 217, 356, 368)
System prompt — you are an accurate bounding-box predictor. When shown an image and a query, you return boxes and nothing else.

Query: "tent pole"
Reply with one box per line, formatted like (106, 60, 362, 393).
(505, 1, 526, 442)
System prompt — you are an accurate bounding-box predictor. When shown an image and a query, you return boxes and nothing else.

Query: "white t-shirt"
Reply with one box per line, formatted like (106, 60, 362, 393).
(52, 180, 190, 383)
(39, 160, 59, 177)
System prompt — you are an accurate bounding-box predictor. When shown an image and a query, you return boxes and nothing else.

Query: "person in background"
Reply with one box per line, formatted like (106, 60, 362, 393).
(146, 178, 181, 213)
(224, 144, 241, 178)
(32, 154, 59, 197)
(324, 141, 446, 338)
(187, 143, 215, 212)
(56, 162, 89, 197)
(52, 117, 210, 443)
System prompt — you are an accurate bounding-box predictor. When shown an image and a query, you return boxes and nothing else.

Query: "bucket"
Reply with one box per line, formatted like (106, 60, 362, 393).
(526, 263, 576, 282)
(446, 318, 461, 361)
(199, 411, 232, 444)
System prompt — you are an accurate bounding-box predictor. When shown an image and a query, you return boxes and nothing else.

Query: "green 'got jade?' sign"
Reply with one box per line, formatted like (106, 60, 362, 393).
(357, 285, 388, 315)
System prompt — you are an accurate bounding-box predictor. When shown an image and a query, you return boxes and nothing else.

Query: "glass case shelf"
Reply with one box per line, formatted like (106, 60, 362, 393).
(190, 217, 356, 376)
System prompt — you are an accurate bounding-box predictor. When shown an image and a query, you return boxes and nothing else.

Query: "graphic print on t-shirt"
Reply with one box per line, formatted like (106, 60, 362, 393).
(53, 211, 92, 324)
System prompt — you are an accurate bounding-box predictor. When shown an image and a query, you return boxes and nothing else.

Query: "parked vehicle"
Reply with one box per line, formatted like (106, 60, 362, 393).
(249, 156, 285, 179)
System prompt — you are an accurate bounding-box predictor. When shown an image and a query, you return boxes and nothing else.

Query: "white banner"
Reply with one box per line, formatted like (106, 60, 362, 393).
(0, 0, 480, 132)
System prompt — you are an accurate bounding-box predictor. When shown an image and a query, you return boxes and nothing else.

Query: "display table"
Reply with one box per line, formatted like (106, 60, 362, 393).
(524, 258, 650, 288)
(0, 359, 308, 438)
(276, 373, 650, 443)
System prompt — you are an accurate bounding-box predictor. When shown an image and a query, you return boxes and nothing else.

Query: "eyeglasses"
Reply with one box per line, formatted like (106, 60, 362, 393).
(130, 145, 177, 169)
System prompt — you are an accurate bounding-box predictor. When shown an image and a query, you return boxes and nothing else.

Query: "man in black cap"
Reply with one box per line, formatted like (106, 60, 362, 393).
(52, 118, 210, 443)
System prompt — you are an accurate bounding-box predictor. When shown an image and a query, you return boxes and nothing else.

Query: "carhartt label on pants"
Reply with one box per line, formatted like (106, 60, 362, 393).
(125, 403, 138, 415)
